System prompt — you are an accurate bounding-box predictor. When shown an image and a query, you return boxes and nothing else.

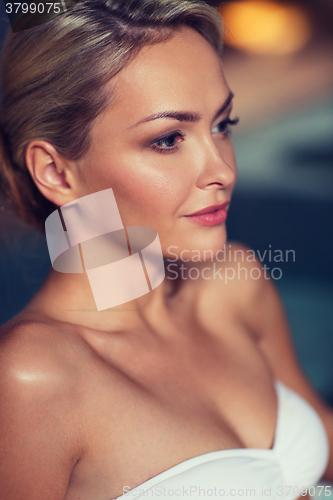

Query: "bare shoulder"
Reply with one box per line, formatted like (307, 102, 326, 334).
(192, 240, 273, 337)
(0, 315, 88, 389)
(197, 240, 267, 305)
(0, 317, 87, 499)
(0, 314, 92, 423)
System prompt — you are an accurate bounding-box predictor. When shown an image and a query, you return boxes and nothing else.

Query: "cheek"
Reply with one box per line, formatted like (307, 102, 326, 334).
(92, 154, 192, 218)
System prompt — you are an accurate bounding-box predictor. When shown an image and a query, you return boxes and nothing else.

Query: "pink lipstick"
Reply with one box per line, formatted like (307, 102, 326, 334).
(184, 202, 230, 226)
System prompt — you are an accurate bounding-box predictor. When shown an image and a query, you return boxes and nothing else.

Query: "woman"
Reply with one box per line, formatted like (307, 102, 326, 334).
(0, 1, 332, 499)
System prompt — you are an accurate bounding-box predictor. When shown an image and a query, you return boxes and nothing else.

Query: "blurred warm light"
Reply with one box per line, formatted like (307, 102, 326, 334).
(220, 1, 312, 55)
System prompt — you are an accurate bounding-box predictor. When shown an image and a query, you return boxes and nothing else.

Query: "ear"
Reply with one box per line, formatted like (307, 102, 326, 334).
(25, 141, 81, 207)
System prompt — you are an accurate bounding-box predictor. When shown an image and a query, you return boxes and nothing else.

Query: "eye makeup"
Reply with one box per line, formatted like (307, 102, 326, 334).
(148, 115, 239, 155)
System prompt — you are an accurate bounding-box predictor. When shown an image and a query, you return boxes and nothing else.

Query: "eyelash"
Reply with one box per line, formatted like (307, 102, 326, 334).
(149, 117, 240, 155)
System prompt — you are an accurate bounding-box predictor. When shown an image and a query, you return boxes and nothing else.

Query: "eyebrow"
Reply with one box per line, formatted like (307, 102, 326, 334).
(130, 91, 234, 128)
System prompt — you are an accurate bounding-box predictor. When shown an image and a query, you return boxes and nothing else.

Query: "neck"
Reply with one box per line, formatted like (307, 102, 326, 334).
(24, 260, 187, 333)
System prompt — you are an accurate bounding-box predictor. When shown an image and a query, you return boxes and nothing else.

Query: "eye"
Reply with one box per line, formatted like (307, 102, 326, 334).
(212, 117, 239, 136)
(150, 131, 185, 154)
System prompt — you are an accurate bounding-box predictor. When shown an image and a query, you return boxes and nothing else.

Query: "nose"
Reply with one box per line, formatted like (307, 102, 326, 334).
(195, 135, 236, 191)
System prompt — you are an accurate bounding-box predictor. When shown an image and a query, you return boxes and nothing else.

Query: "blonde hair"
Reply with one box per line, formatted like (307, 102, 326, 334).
(0, 0, 223, 231)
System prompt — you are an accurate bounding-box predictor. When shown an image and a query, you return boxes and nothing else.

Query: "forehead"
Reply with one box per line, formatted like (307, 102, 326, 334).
(103, 27, 229, 125)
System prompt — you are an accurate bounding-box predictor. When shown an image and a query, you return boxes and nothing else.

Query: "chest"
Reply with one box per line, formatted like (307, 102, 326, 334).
(67, 305, 278, 500)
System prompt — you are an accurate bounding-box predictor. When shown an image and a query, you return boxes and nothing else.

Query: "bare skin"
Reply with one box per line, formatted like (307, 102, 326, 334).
(0, 27, 332, 500)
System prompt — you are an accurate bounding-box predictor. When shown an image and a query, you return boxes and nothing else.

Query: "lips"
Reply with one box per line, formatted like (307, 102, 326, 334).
(185, 202, 230, 217)
(183, 202, 230, 227)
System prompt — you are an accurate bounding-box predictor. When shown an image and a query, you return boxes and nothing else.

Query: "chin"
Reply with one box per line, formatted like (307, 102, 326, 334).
(162, 224, 228, 263)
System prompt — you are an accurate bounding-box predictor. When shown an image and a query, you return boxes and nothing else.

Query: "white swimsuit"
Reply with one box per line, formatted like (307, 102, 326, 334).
(116, 381, 329, 500)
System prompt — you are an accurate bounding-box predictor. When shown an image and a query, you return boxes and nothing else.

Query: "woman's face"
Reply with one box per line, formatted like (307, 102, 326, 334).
(79, 27, 237, 260)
